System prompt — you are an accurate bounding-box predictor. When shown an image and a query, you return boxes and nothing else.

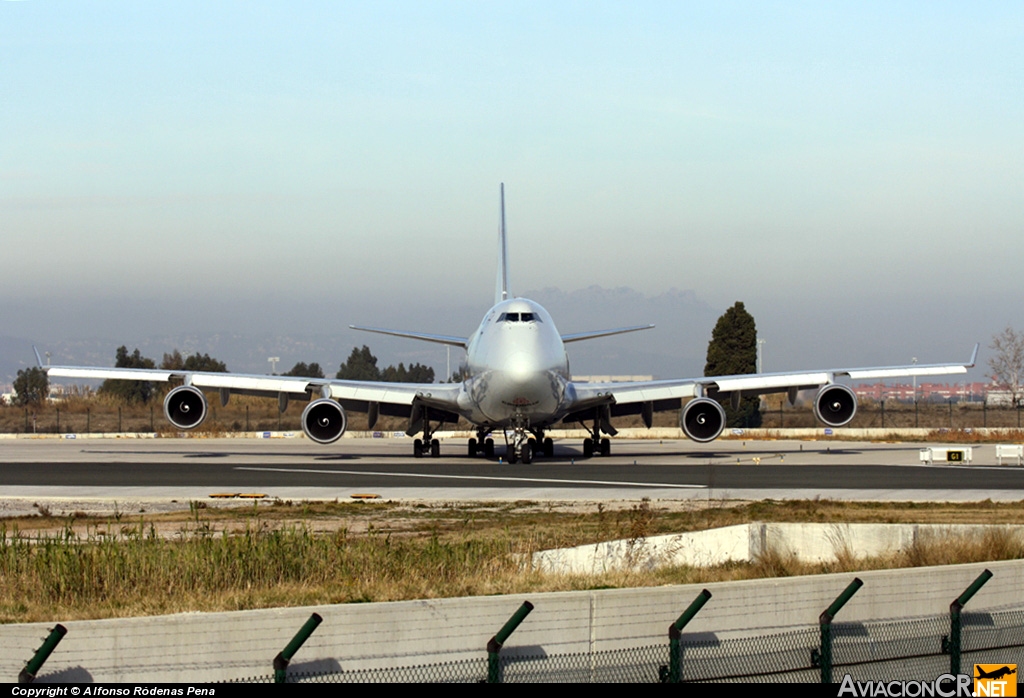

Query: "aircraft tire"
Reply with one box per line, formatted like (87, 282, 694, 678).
(484, 438, 495, 458)
(583, 440, 594, 458)
(544, 438, 554, 457)
(414, 439, 423, 458)
(468, 438, 477, 457)
(522, 443, 532, 464)
(431, 439, 440, 458)
(507, 447, 518, 464)
(600, 438, 611, 457)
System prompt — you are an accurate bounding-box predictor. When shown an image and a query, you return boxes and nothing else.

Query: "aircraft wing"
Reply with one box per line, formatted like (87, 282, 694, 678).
(44, 365, 462, 413)
(570, 344, 979, 411)
(349, 325, 468, 348)
(561, 325, 655, 343)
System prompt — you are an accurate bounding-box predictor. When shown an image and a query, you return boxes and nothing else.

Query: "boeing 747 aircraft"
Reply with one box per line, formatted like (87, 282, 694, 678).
(41, 185, 977, 463)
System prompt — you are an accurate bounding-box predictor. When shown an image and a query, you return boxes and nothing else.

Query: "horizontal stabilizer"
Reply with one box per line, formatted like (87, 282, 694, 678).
(350, 325, 468, 348)
(561, 325, 655, 343)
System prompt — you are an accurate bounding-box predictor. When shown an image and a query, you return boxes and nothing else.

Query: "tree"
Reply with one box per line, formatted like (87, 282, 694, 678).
(404, 362, 435, 383)
(99, 346, 156, 404)
(13, 367, 48, 406)
(989, 327, 1024, 406)
(161, 350, 228, 373)
(704, 301, 762, 428)
(284, 362, 325, 379)
(381, 362, 435, 383)
(336, 346, 435, 383)
(336, 346, 381, 381)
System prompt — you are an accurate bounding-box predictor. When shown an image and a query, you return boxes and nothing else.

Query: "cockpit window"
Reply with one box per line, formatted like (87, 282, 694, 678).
(497, 311, 541, 323)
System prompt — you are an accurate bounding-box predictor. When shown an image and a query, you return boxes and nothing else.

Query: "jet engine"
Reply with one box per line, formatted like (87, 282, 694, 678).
(302, 399, 347, 444)
(814, 384, 857, 427)
(680, 397, 726, 443)
(163, 385, 208, 430)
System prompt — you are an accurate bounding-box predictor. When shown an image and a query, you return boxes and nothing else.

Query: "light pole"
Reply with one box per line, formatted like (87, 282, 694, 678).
(268, 357, 280, 375)
(757, 339, 766, 374)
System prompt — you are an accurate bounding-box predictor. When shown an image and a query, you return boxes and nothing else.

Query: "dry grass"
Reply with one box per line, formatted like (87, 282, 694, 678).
(6, 391, 1024, 435)
(3, 499, 1024, 623)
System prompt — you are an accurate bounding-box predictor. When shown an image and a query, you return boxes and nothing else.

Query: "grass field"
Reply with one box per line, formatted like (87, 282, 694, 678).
(2, 498, 1023, 624)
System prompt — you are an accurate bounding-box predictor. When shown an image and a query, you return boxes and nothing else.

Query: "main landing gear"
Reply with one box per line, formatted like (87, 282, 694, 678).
(413, 437, 440, 458)
(582, 437, 611, 458)
(468, 430, 496, 459)
(582, 412, 612, 457)
(413, 417, 441, 458)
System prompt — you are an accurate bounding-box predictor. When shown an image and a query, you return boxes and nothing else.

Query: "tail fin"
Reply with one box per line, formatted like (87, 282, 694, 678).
(495, 183, 510, 305)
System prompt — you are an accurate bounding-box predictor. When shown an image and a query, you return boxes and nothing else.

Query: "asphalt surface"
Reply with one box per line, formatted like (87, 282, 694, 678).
(2, 436, 1023, 502)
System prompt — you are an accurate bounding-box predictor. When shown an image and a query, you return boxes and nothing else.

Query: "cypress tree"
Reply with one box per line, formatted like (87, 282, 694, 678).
(704, 301, 762, 428)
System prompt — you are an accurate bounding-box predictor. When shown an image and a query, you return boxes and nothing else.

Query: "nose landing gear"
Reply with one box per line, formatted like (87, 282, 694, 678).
(506, 417, 531, 464)
(469, 421, 555, 462)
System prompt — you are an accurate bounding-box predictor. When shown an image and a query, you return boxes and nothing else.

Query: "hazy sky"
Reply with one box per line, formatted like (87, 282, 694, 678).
(2, 2, 1022, 379)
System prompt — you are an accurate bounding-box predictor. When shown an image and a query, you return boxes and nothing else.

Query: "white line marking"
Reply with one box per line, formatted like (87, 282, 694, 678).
(234, 466, 707, 489)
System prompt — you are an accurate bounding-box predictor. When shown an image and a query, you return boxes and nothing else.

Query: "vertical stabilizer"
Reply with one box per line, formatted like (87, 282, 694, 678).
(495, 183, 510, 304)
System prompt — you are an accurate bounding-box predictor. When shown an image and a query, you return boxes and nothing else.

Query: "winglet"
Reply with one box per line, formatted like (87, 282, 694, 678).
(495, 183, 510, 305)
(968, 343, 979, 368)
(32, 345, 44, 369)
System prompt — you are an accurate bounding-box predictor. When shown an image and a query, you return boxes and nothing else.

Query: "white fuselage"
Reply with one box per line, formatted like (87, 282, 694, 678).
(456, 298, 572, 428)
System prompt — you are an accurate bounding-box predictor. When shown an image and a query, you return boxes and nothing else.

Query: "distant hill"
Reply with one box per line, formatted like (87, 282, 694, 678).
(0, 286, 721, 388)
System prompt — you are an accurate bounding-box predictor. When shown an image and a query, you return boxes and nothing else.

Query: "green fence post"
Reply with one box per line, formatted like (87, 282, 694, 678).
(487, 601, 534, 683)
(948, 569, 992, 676)
(815, 578, 863, 684)
(19, 624, 67, 683)
(667, 588, 712, 683)
(273, 613, 323, 684)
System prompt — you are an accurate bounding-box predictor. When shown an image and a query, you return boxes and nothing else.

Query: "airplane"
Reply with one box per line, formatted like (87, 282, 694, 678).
(975, 666, 1017, 681)
(40, 184, 978, 463)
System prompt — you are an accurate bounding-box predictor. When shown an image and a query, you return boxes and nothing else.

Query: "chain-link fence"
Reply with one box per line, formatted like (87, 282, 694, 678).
(231, 607, 1024, 683)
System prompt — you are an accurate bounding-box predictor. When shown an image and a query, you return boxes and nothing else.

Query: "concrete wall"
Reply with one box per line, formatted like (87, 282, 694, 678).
(532, 523, 1024, 572)
(3, 559, 1022, 683)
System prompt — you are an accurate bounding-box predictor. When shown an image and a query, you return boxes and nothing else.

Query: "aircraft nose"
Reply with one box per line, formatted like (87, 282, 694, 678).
(504, 351, 538, 383)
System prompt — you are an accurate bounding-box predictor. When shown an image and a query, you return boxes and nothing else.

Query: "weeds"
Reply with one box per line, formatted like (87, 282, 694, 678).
(3, 500, 1024, 624)
(902, 527, 1024, 567)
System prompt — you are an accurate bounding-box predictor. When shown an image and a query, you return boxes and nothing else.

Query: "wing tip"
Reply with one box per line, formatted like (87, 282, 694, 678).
(968, 342, 979, 367)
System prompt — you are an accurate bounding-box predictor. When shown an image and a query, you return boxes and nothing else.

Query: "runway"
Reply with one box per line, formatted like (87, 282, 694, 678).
(2, 436, 1023, 503)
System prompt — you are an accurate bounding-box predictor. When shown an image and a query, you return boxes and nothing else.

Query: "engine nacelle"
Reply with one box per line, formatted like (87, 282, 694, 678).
(680, 397, 726, 443)
(302, 398, 347, 444)
(814, 384, 857, 427)
(163, 385, 208, 430)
